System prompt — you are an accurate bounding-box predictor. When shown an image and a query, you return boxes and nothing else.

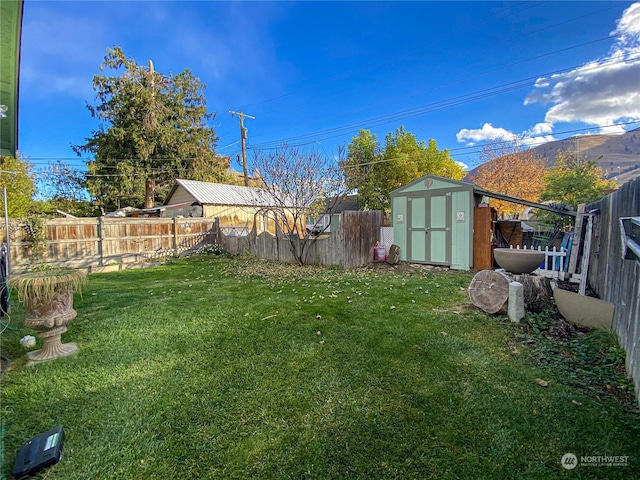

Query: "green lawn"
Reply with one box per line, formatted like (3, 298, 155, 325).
(1, 255, 638, 479)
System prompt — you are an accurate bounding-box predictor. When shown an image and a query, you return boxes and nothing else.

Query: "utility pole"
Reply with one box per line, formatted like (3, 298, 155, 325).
(145, 60, 156, 208)
(229, 110, 255, 186)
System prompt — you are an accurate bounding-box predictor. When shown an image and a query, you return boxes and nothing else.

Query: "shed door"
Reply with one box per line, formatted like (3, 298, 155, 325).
(408, 193, 451, 265)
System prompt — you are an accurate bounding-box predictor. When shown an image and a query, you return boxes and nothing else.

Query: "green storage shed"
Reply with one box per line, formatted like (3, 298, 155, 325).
(391, 174, 578, 270)
(391, 175, 477, 270)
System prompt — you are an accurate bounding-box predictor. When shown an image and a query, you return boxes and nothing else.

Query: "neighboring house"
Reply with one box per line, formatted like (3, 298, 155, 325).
(0, 0, 22, 157)
(306, 195, 361, 235)
(164, 179, 285, 234)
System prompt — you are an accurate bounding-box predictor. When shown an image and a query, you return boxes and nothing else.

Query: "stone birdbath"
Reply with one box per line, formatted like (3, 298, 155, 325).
(9, 268, 86, 365)
(493, 247, 545, 274)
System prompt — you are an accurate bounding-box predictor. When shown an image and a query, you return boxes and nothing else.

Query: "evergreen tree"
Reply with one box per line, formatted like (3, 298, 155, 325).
(74, 47, 232, 212)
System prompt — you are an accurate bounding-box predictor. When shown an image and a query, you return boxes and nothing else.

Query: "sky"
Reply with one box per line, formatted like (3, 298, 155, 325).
(17, 1, 640, 176)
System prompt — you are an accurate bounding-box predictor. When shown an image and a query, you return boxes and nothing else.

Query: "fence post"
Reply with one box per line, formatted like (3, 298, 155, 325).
(98, 217, 104, 266)
(578, 214, 594, 295)
(173, 217, 179, 256)
(568, 204, 586, 274)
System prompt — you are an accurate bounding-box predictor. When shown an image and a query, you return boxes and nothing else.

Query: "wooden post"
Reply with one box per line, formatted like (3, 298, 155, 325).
(173, 217, 179, 256)
(568, 204, 586, 275)
(229, 110, 255, 186)
(579, 214, 594, 295)
(98, 217, 104, 267)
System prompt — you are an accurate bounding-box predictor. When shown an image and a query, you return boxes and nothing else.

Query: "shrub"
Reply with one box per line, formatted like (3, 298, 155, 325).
(194, 243, 227, 256)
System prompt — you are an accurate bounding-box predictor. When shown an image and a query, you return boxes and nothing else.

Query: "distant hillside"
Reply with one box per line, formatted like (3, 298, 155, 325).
(465, 127, 640, 185)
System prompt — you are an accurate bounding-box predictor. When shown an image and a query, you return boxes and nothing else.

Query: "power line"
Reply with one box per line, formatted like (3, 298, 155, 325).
(235, 1, 559, 112)
(245, 53, 640, 151)
(234, 1, 624, 123)
(22, 119, 640, 177)
(258, 121, 640, 172)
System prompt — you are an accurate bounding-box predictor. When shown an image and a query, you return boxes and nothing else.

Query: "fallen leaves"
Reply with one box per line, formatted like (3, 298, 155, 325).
(535, 378, 549, 387)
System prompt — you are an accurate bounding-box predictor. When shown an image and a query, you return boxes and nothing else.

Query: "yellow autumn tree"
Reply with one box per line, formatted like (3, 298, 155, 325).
(468, 140, 547, 217)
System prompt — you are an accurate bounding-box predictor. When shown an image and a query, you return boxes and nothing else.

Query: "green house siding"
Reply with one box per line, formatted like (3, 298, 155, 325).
(0, 0, 23, 157)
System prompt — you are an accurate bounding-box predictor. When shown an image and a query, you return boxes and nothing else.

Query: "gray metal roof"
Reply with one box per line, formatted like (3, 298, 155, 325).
(172, 179, 278, 207)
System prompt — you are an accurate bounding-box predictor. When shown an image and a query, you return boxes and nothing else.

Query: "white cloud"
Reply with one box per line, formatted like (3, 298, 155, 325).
(524, 2, 640, 132)
(456, 122, 556, 148)
(455, 123, 516, 145)
(456, 161, 469, 171)
(612, 2, 640, 47)
(519, 123, 556, 147)
(457, 3, 640, 148)
(527, 122, 553, 135)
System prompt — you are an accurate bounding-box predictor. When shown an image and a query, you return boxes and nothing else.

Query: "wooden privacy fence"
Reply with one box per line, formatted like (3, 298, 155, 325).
(217, 210, 383, 269)
(3, 217, 218, 273)
(586, 177, 640, 403)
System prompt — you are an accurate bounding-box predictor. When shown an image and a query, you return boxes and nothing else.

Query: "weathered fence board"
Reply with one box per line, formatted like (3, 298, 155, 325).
(3, 217, 218, 273)
(217, 210, 382, 269)
(586, 177, 640, 403)
(341, 211, 382, 269)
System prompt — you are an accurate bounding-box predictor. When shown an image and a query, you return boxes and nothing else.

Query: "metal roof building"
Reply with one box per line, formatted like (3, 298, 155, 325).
(164, 179, 287, 234)
(165, 179, 277, 207)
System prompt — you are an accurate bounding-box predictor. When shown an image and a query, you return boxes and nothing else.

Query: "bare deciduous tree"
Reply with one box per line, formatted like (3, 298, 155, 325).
(251, 145, 352, 266)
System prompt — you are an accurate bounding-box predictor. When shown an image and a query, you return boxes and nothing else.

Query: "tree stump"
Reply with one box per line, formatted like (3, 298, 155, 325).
(468, 270, 511, 314)
(510, 274, 555, 313)
(469, 270, 555, 315)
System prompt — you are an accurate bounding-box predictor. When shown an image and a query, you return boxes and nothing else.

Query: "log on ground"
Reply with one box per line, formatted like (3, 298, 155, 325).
(468, 270, 511, 314)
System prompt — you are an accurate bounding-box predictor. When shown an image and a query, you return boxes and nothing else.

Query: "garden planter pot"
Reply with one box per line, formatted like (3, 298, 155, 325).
(553, 288, 614, 329)
(9, 269, 86, 365)
(493, 248, 545, 274)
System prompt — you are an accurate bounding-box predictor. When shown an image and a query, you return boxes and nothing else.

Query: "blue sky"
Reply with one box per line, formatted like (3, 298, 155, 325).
(18, 1, 640, 175)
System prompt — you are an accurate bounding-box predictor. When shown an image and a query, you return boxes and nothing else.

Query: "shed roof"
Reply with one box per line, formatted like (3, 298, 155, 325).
(391, 174, 576, 217)
(390, 174, 474, 195)
(166, 179, 278, 207)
